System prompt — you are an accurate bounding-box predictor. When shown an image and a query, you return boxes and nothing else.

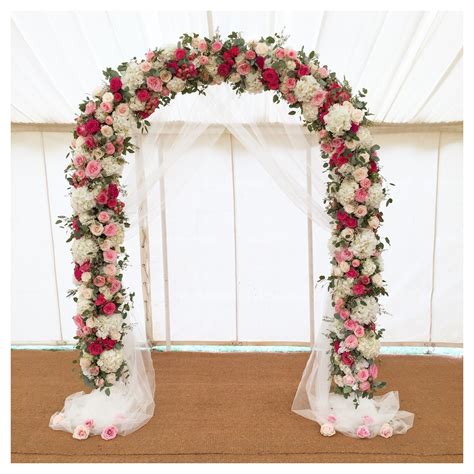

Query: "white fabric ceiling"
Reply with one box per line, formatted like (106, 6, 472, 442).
(11, 11, 462, 124)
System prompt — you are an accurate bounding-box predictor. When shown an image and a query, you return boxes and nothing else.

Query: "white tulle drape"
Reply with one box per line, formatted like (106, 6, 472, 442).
(51, 85, 413, 438)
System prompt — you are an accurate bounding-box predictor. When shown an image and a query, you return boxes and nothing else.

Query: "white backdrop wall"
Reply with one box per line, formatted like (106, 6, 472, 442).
(11, 128, 463, 345)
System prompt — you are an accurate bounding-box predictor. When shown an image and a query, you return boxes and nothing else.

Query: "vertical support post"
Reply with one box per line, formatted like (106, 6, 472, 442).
(135, 136, 154, 344)
(306, 147, 316, 348)
(229, 134, 239, 342)
(158, 143, 172, 351)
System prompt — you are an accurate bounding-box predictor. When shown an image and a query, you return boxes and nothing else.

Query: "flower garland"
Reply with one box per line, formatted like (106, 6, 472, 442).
(60, 30, 392, 438)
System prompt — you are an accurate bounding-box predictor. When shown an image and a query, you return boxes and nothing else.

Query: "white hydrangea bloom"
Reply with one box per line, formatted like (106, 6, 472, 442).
(294, 75, 321, 102)
(101, 157, 124, 177)
(361, 258, 377, 276)
(72, 237, 99, 264)
(245, 72, 264, 94)
(324, 103, 353, 136)
(336, 179, 358, 207)
(98, 349, 124, 373)
(356, 127, 374, 149)
(107, 225, 125, 248)
(357, 335, 381, 360)
(71, 187, 98, 214)
(95, 314, 124, 339)
(366, 182, 385, 208)
(129, 96, 146, 111)
(122, 61, 145, 92)
(302, 102, 319, 122)
(351, 296, 379, 325)
(167, 77, 186, 93)
(351, 229, 378, 259)
(333, 278, 353, 300)
(77, 298, 93, 315)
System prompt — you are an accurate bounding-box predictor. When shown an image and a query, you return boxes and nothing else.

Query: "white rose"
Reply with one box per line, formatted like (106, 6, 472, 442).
(341, 228, 354, 241)
(339, 261, 350, 273)
(351, 107, 365, 123)
(86, 317, 97, 328)
(255, 42, 269, 56)
(102, 92, 114, 103)
(372, 273, 383, 287)
(353, 167, 368, 182)
(320, 423, 336, 437)
(286, 60, 296, 70)
(368, 216, 380, 229)
(106, 373, 117, 384)
(92, 85, 105, 97)
(344, 203, 356, 214)
(81, 272, 92, 283)
(359, 151, 370, 163)
(101, 125, 113, 138)
(345, 139, 357, 151)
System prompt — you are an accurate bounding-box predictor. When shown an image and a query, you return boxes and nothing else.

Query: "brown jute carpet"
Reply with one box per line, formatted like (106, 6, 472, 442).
(11, 351, 463, 463)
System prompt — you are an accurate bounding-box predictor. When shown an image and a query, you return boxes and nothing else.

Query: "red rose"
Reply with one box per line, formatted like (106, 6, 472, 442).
(113, 92, 122, 102)
(102, 302, 117, 315)
(341, 352, 354, 366)
(175, 48, 186, 60)
(74, 264, 82, 281)
(262, 68, 280, 90)
(136, 89, 151, 102)
(95, 293, 107, 306)
(346, 267, 358, 279)
(353, 283, 366, 296)
(351, 123, 360, 133)
(107, 198, 118, 209)
(107, 183, 119, 198)
(100, 337, 117, 350)
(76, 125, 87, 137)
(84, 119, 100, 135)
(337, 90, 351, 103)
(88, 342, 104, 356)
(223, 51, 233, 62)
(297, 64, 310, 77)
(345, 217, 358, 229)
(255, 56, 265, 70)
(229, 46, 240, 57)
(369, 160, 378, 174)
(217, 63, 231, 77)
(333, 341, 340, 353)
(109, 77, 122, 93)
(96, 191, 108, 205)
(360, 275, 370, 285)
(334, 155, 349, 168)
(84, 136, 97, 149)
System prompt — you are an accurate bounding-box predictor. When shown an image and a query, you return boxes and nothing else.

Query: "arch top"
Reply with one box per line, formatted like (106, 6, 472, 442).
(68, 30, 389, 410)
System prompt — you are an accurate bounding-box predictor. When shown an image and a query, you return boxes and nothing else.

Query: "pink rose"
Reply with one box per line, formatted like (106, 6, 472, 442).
(352, 259, 361, 268)
(73, 314, 85, 330)
(140, 61, 152, 72)
(287, 49, 297, 59)
(354, 188, 368, 203)
(342, 374, 355, 386)
(285, 77, 296, 90)
(198, 55, 209, 65)
(104, 264, 117, 276)
(73, 155, 86, 168)
(355, 205, 367, 218)
(318, 67, 329, 78)
(369, 364, 378, 379)
(100, 102, 113, 113)
(311, 90, 327, 107)
(356, 425, 371, 438)
(101, 425, 119, 441)
(102, 302, 116, 315)
(93, 275, 106, 287)
(103, 250, 117, 263)
(110, 279, 122, 294)
(360, 178, 372, 189)
(359, 381, 371, 391)
(105, 142, 115, 155)
(103, 223, 118, 237)
(85, 101, 96, 115)
(353, 283, 367, 296)
(335, 298, 345, 312)
(327, 414, 337, 423)
(198, 40, 208, 52)
(357, 369, 369, 382)
(97, 211, 110, 223)
(344, 319, 356, 331)
(341, 248, 353, 261)
(236, 62, 251, 75)
(345, 334, 358, 350)
(72, 424, 90, 440)
(211, 41, 222, 53)
(146, 76, 163, 92)
(145, 50, 155, 61)
(95, 378, 105, 388)
(274, 47, 286, 59)
(85, 160, 102, 179)
(379, 423, 393, 438)
(245, 50, 256, 60)
(339, 309, 350, 320)
(354, 325, 365, 338)
(84, 419, 94, 429)
(89, 366, 99, 376)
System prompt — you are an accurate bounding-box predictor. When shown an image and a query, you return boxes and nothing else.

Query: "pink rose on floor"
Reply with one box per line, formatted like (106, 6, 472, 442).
(102, 302, 117, 315)
(105, 142, 116, 155)
(103, 250, 117, 263)
(93, 275, 106, 287)
(345, 334, 358, 350)
(51, 413, 64, 426)
(369, 364, 378, 379)
(84, 419, 94, 429)
(359, 381, 370, 391)
(85, 160, 102, 179)
(357, 369, 369, 382)
(354, 188, 368, 203)
(360, 177, 372, 189)
(104, 264, 117, 276)
(356, 425, 370, 438)
(146, 76, 163, 92)
(98, 211, 110, 223)
(343, 374, 355, 386)
(354, 325, 365, 338)
(101, 425, 119, 440)
(379, 423, 393, 438)
(72, 425, 90, 440)
(327, 415, 337, 423)
(103, 223, 118, 237)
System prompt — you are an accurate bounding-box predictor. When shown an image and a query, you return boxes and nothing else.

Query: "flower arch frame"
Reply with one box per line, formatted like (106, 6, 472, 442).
(63, 31, 391, 420)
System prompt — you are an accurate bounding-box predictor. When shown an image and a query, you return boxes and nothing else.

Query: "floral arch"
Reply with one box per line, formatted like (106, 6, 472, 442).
(51, 31, 413, 441)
